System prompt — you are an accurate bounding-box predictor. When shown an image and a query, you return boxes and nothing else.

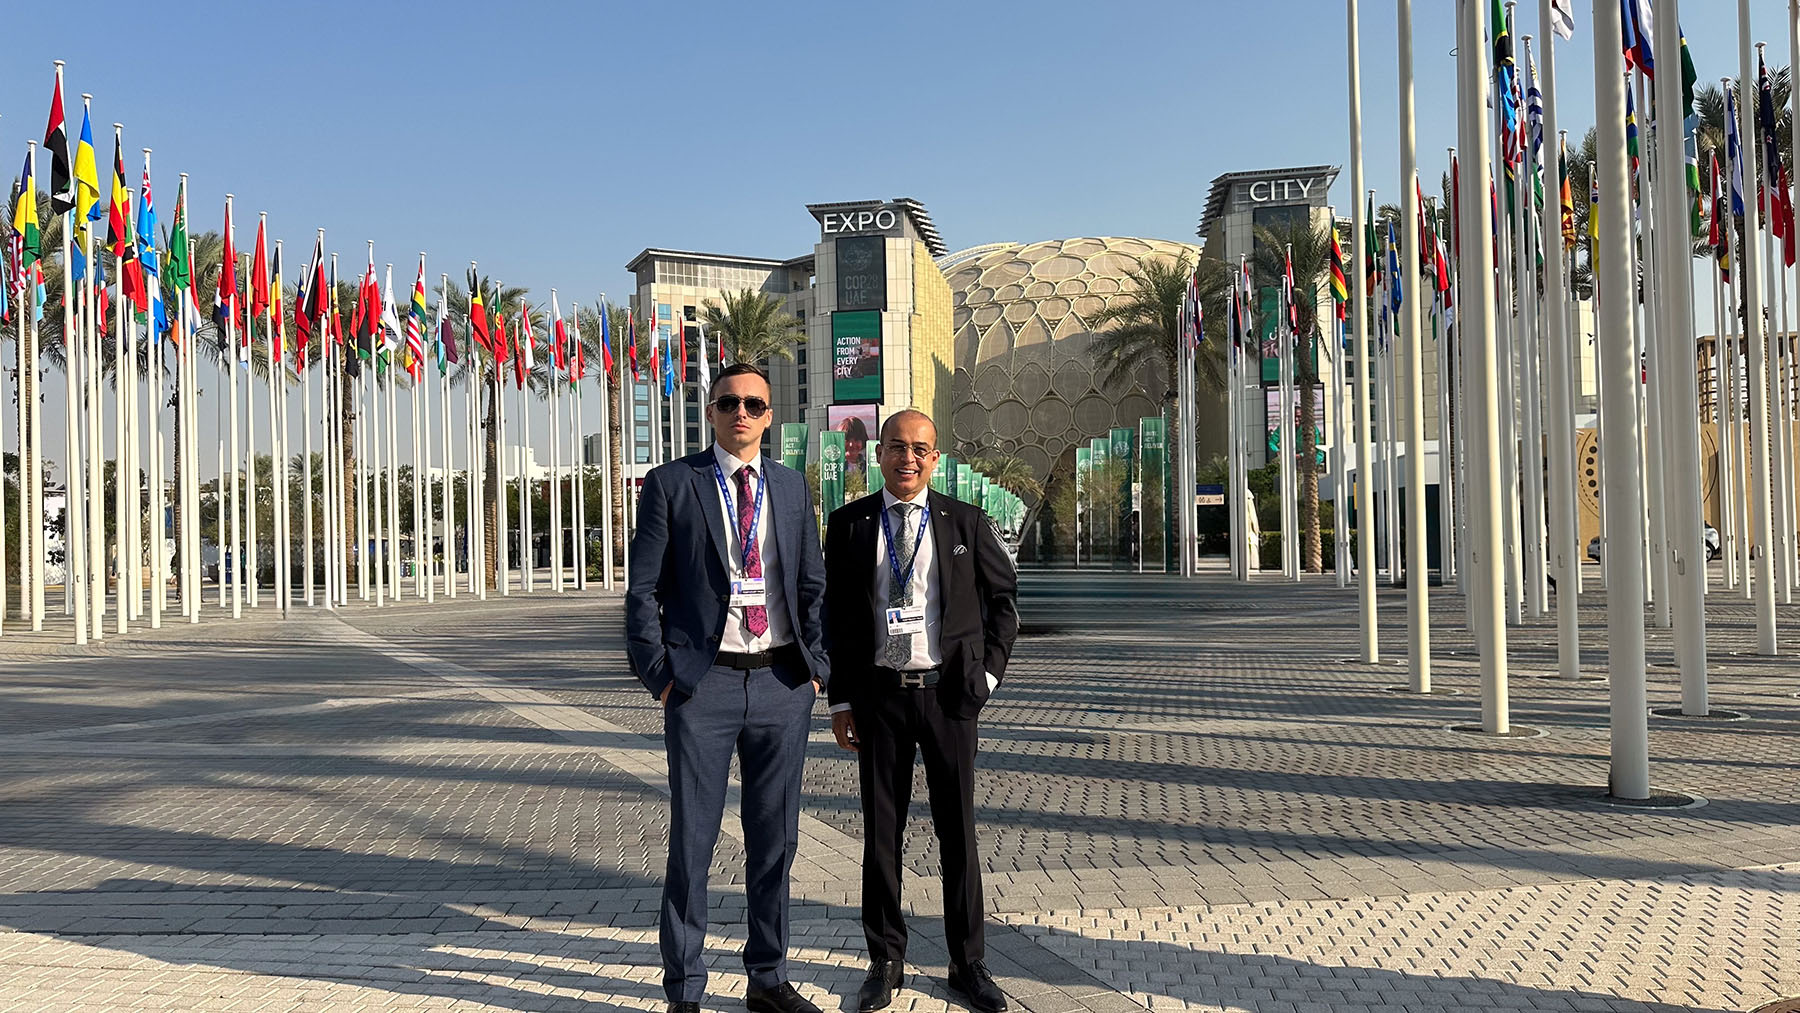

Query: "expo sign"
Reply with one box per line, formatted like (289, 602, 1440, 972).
(821, 207, 899, 236)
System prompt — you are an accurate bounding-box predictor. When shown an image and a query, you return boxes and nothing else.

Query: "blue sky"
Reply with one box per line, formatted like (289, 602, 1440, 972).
(1, 0, 1792, 474)
(3, 0, 1782, 302)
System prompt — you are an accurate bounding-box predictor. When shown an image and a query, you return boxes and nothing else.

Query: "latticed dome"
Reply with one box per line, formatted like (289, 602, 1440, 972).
(939, 236, 1200, 501)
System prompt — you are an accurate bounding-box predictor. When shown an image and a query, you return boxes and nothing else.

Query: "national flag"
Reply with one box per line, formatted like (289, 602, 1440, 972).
(1526, 52, 1545, 180)
(1684, 116, 1704, 238)
(43, 72, 73, 214)
(627, 309, 640, 381)
(297, 234, 326, 366)
(1621, 0, 1654, 78)
(599, 300, 616, 375)
(662, 326, 675, 397)
(109, 133, 146, 310)
(330, 258, 345, 356)
(379, 264, 403, 362)
(352, 255, 377, 361)
(1282, 245, 1297, 332)
(213, 198, 236, 337)
(270, 244, 285, 363)
(167, 176, 194, 343)
(72, 106, 100, 260)
(1548, 0, 1575, 40)
(696, 318, 712, 389)
(649, 309, 662, 382)
(552, 291, 568, 375)
(250, 218, 269, 319)
(1329, 229, 1349, 321)
(1679, 26, 1698, 119)
(513, 302, 530, 388)
(493, 296, 510, 369)
(1759, 55, 1796, 266)
(572, 314, 586, 387)
(1709, 154, 1732, 283)
(676, 317, 688, 387)
(440, 316, 459, 369)
(467, 269, 490, 353)
(1237, 257, 1252, 347)
(406, 261, 427, 378)
(1493, 0, 1521, 174)
(12, 153, 40, 270)
(136, 160, 164, 338)
(1364, 192, 1380, 296)
(1624, 79, 1640, 182)
(1724, 85, 1746, 218)
(1559, 137, 1577, 248)
(1386, 222, 1402, 314)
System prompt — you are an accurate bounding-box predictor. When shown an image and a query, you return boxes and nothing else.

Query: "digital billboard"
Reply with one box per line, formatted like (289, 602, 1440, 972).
(825, 404, 879, 478)
(835, 235, 888, 312)
(832, 310, 883, 404)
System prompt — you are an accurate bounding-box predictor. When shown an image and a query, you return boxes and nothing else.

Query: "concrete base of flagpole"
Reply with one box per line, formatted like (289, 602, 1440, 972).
(1382, 685, 1459, 696)
(1648, 706, 1746, 722)
(1445, 724, 1544, 739)
(1595, 789, 1702, 809)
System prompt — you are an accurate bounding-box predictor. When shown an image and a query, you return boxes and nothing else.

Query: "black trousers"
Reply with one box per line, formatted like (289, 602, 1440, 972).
(853, 685, 984, 968)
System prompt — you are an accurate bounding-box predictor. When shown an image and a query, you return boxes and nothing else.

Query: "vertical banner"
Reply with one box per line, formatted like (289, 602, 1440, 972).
(972, 475, 988, 512)
(956, 463, 973, 503)
(830, 311, 883, 403)
(934, 455, 953, 494)
(1075, 445, 1092, 562)
(819, 430, 846, 515)
(1139, 417, 1167, 573)
(779, 422, 809, 472)
(1091, 437, 1112, 565)
(1112, 427, 1137, 569)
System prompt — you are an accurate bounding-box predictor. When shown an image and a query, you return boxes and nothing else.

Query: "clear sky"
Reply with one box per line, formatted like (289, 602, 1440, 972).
(1, 0, 1793, 477)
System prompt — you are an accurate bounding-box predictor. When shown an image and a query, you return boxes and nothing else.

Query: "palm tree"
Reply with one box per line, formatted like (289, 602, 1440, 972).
(969, 451, 1043, 501)
(436, 276, 530, 590)
(700, 288, 803, 365)
(1250, 218, 1336, 573)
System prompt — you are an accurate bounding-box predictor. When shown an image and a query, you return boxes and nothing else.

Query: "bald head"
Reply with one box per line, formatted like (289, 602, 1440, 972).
(876, 409, 940, 499)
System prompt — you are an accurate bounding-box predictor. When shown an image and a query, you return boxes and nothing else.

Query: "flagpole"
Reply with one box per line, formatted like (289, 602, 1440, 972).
(29, 142, 48, 633)
(438, 272, 453, 600)
(115, 148, 132, 632)
(574, 325, 587, 592)
(497, 309, 511, 598)
(519, 351, 531, 593)
(64, 139, 92, 641)
(372, 299, 386, 609)
(90, 143, 107, 637)
(145, 151, 163, 630)
(1396, 0, 1432, 690)
(1733, 34, 1779, 652)
(10, 141, 24, 632)
(124, 234, 140, 626)
(385, 295, 401, 599)
(598, 302, 615, 591)
(1537, 22, 1582, 677)
(1518, 35, 1548, 619)
(1457, 0, 1510, 732)
(183, 230, 198, 622)
(1347, 2, 1378, 656)
(242, 247, 259, 612)
(550, 290, 563, 594)
(259, 217, 279, 616)
(621, 328, 634, 584)
(1714, 223, 1737, 591)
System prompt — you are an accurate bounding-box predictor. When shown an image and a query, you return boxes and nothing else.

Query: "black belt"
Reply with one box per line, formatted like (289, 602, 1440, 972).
(716, 643, 801, 670)
(876, 665, 941, 689)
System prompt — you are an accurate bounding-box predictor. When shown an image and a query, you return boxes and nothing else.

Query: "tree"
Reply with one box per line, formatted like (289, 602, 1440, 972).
(968, 451, 1043, 501)
(1250, 218, 1336, 573)
(700, 288, 804, 365)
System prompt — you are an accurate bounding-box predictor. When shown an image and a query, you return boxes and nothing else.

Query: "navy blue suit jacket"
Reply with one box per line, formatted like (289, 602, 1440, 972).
(625, 448, 828, 698)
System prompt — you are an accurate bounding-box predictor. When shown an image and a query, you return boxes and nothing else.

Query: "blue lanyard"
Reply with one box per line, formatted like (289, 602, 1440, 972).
(713, 460, 767, 572)
(880, 500, 931, 594)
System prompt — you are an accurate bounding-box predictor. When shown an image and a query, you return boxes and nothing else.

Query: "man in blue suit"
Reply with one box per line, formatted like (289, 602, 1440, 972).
(626, 362, 829, 1013)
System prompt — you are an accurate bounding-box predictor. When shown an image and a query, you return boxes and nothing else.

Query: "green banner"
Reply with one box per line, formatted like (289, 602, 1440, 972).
(956, 463, 973, 503)
(819, 430, 847, 515)
(779, 423, 809, 472)
(973, 475, 989, 512)
(1109, 426, 1135, 466)
(831, 310, 883, 404)
(933, 455, 953, 494)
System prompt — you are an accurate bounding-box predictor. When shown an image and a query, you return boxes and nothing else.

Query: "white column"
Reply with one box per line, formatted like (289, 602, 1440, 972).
(1734, 35, 1778, 653)
(1593, 0, 1650, 797)
(1346, 0, 1377, 657)
(1398, 0, 1432, 690)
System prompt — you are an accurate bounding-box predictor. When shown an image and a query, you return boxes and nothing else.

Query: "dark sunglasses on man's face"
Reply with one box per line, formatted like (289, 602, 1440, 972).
(711, 395, 769, 418)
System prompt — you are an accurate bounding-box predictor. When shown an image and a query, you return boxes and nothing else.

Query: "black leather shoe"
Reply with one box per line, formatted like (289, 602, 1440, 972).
(669, 1004, 702, 1013)
(857, 960, 905, 1012)
(947, 961, 1007, 1013)
(746, 982, 821, 1013)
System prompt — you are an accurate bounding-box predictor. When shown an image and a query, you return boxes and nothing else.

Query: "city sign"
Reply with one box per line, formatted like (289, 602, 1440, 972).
(1246, 177, 1327, 203)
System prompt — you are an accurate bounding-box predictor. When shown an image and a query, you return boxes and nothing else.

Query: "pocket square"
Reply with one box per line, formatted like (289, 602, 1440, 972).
(953, 544, 967, 555)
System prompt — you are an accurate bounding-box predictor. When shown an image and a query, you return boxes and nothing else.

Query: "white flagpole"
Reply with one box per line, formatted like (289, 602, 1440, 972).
(1651, 1, 1708, 709)
(1347, 5, 1376, 654)
(1456, 0, 1510, 732)
(64, 147, 91, 641)
(497, 326, 511, 598)
(1714, 237, 1736, 591)
(574, 328, 587, 592)
(259, 218, 278, 616)
(29, 141, 47, 632)
(242, 247, 259, 612)
(372, 316, 387, 609)
(1733, 42, 1778, 652)
(438, 273, 453, 600)
(598, 302, 615, 591)
(1540, 19, 1582, 674)
(622, 337, 635, 583)
(1398, 0, 1432, 690)
(147, 154, 163, 630)
(550, 290, 564, 593)
(356, 316, 370, 603)
(1636, 68, 1671, 629)
(1518, 36, 1548, 619)
(183, 230, 198, 622)
(1593, 0, 1650, 796)
(386, 310, 402, 598)
(221, 195, 240, 618)
(115, 162, 133, 632)
(519, 357, 531, 593)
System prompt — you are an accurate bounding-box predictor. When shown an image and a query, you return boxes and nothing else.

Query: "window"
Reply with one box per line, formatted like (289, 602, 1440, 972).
(797, 348, 807, 366)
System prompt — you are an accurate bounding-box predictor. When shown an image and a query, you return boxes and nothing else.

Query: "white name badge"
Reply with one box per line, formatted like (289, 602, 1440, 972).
(730, 578, 768, 608)
(885, 605, 927, 636)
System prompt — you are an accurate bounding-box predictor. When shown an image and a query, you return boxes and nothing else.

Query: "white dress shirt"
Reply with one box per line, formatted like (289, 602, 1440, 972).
(831, 486, 995, 715)
(712, 444, 792, 653)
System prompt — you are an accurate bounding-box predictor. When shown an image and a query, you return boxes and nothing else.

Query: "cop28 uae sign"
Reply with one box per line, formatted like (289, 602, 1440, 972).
(832, 310, 883, 404)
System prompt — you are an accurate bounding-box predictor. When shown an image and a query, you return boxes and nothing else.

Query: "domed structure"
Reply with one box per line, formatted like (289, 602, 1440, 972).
(939, 237, 1200, 499)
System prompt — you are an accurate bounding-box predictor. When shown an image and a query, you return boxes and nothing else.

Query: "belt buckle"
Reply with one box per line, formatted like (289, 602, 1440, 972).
(898, 672, 927, 689)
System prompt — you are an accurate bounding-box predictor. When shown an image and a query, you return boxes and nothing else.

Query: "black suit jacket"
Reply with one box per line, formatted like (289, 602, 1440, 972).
(824, 489, 1019, 720)
(625, 449, 829, 699)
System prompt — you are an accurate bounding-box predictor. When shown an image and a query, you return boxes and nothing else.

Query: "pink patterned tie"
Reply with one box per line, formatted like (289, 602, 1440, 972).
(735, 465, 768, 637)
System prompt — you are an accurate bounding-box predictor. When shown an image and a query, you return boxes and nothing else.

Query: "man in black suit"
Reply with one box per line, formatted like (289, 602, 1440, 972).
(825, 408, 1019, 1013)
(626, 363, 829, 1013)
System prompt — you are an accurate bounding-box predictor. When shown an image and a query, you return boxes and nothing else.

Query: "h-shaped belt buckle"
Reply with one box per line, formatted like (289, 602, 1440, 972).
(898, 671, 930, 688)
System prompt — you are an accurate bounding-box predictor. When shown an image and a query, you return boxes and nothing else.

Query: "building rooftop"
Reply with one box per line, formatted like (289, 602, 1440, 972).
(1195, 165, 1341, 241)
(803, 197, 948, 257)
(623, 248, 799, 274)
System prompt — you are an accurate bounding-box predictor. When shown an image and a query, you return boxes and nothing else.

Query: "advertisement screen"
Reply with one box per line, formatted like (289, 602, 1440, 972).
(826, 404, 880, 478)
(835, 235, 888, 312)
(832, 310, 883, 404)
(1265, 385, 1327, 456)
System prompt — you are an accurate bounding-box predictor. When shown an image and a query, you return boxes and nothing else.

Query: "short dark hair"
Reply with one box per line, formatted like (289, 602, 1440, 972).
(708, 362, 770, 399)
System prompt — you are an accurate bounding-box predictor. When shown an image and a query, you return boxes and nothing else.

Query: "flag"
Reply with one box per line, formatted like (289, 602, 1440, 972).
(1724, 85, 1746, 218)
(1710, 154, 1732, 283)
(513, 302, 529, 388)
(1685, 116, 1704, 238)
(696, 318, 712, 389)
(1625, 76, 1640, 182)
(379, 264, 403, 361)
(167, 176, 193, 343)
(1329, 229, 1349, 321)
(552, 291, 568, 376)
(72, 106, 100, 260)
(662, 326, 675, 397)
(467, 270, 490, 353)
(43, 72, 73, 214)
(136, 161, 164, 338)
(1386, 222, 1402, 314)
(493, 296, 509, 370)
(649, 309, 662, 382)
(1678, 25, 1697, 119)
(1549, 0, 1575, 40)
(109, 134, 146, 311)
(352, 255, 377, 361)
(1621, 0, 1654, 78)
(12, 152, 40, 270)
(1364, 192, 1380, 296)
(1493, 0, 1521, 175)
(296, 233, 324, 365)
(676, 317, 688, 388)
(1282, 245, 1297, 332)
(627, 309, 640, 381)
(270, 244, 284, 363)
(1560, 137, 1577, 248)
(1526, 52, 1545, 177)
(213, 198, 235, 339)
(600, 300, 616, 375)
(250, 218, 269, 320)
(572, 314, 586, 387)
(406, 262, 427, 378)
(1759, 55, 1796, 266)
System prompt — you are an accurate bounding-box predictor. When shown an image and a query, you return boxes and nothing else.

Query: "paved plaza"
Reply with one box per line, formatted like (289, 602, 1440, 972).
(0, 569, 1796, 1012)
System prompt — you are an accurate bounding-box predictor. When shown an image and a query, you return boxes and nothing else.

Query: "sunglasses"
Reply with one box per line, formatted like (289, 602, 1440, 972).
(710, 395, 770, 418)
